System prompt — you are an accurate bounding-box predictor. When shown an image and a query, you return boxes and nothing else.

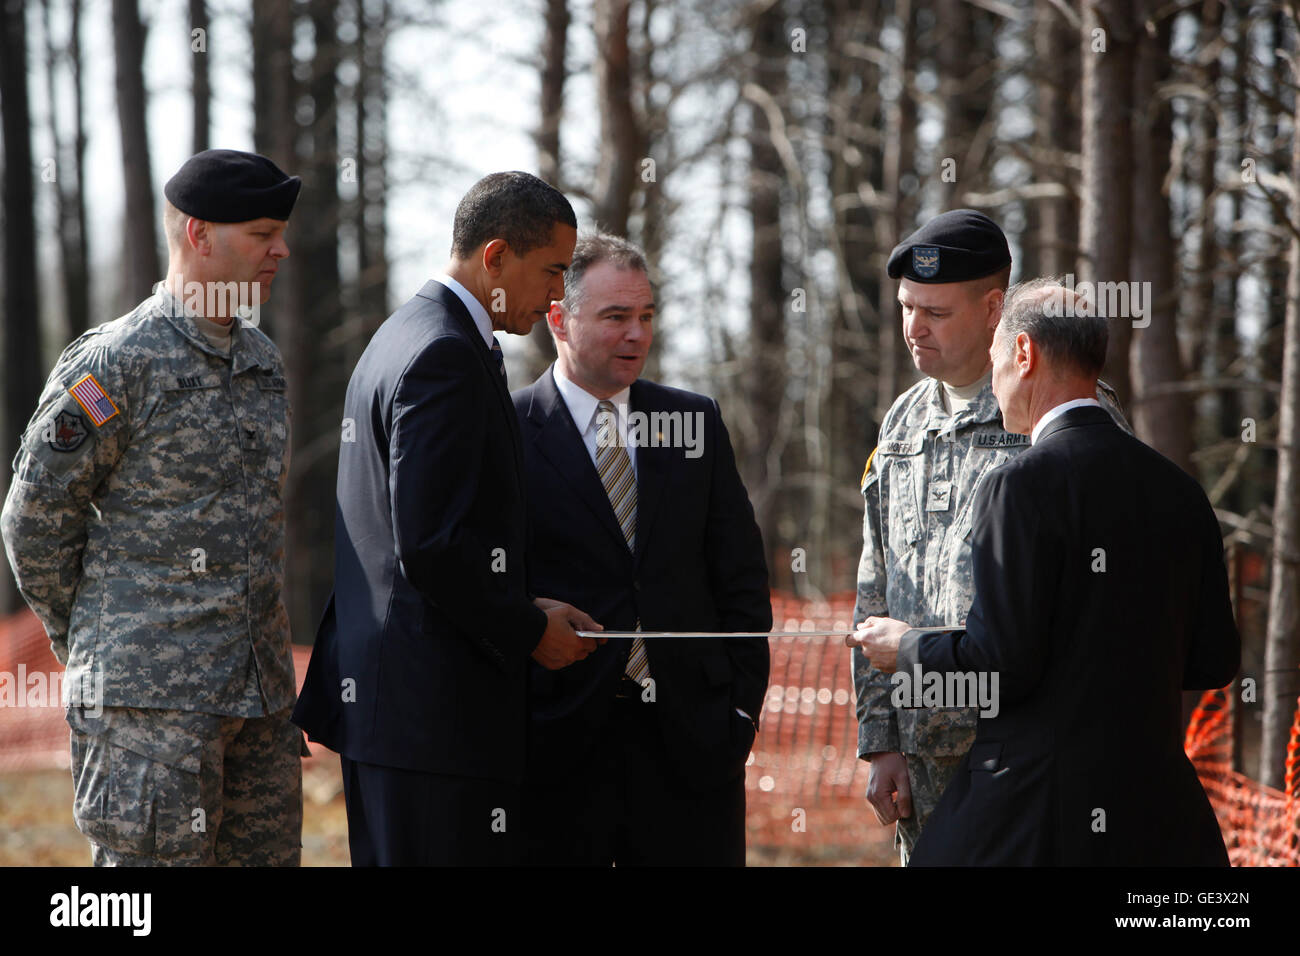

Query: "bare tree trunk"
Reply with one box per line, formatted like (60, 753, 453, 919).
(1215, 1, 1246, 510)
(1, 0, 44, 612)
(111, 0, 161, 306)
(42, 0, 89, 342)
(1034, 4, 1079, 277)
(284, 0, 344, 644)
(634, 0, 672, 383)
(253, 2, 296, 173)
(68, 0, 90, 336)
(744, 0, 787, 563)
(190, 0, 209, 154)
(1261, 23, 1300, 792)
(592, 0, 644, 236)
(934, 0, 993, 208)
(536, 0, 567, 187)
(525, 0, 570, 380)
(1080, 0, 1136, 407)
(253, 0, 297, 343)
(826, 0, 884, 592)
(1130, 2, 1191, 472)
(356, 0, 388, 347)
(876, 0, 916, 418)
(1182, 0, 1223, 384)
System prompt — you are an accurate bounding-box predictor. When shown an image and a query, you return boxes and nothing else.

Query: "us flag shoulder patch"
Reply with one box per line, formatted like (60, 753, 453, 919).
(68, 373, 120, 427)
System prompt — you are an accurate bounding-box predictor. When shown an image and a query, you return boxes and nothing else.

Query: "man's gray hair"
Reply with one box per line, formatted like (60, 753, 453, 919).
(999, 276, 1108, 377)
(562, 231, 649, 311)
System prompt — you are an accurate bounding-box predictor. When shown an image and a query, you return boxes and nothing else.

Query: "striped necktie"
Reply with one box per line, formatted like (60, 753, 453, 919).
(595, 399, 649, 686)
(490, 336, 507, 386)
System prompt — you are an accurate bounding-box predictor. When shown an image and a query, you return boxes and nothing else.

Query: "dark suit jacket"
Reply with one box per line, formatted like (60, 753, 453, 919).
(906, 405, 1240, 866)
(293, 281, 548, 781)
(513, 367, 771, 792)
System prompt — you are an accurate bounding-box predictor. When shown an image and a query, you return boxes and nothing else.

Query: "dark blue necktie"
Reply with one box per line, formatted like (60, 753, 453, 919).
(490, 336, 507, 387)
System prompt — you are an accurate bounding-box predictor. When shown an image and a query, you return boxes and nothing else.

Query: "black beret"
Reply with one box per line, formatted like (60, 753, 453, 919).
(886, 208, 1011, 283)
(164, 149, 301, 222)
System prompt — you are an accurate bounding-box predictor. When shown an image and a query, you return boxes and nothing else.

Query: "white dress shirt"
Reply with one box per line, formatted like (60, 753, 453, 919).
(433, 273, 495, 349)
(552, 366, 637, 477)
(1031, 397, 1101, 445)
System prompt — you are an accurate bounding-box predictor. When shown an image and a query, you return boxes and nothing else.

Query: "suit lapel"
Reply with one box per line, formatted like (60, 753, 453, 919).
(530, 368, 631, 553)
(630, 381, 668, 569)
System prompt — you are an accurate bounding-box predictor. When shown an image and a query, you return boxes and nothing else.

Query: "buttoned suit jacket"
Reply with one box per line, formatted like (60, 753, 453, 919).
(512, 367, 771, 792)
(293, 281, 548, 781)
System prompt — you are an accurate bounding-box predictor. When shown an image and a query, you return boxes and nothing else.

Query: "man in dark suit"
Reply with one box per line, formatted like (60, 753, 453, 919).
(293, 172, 601, 865)
(513, 232, 771, 865)
(852, 276, 1240, 865)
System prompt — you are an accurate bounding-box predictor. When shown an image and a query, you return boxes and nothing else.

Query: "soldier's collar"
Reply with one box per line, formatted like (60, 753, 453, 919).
(152, 283, 262, 367)
(920, 376, 1005, 435)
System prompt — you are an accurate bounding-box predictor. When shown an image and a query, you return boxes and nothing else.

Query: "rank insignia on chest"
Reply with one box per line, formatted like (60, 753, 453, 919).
(926, 479, 952, 512)
(46, 410, 88, 452)
(975, 431, 1030, 448)
(67, 374, 119, 426)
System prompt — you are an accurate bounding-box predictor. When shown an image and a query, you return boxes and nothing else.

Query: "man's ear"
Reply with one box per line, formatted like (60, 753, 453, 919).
(481, 238, 509, 277)
(986, 287, 1005, 332)
(186, 217, 210, 253)
(1016, 332, 1035, 378)
(547, 301, 567, 339)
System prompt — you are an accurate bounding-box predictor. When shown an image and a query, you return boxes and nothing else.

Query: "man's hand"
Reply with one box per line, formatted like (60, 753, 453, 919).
(865, 751, 913, 826)
(845, 615, 910, 673)
(530, 600, 604, 670)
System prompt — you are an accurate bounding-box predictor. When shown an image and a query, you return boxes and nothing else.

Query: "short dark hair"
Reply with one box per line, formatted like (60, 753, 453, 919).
(450, 171, 576, 259)
(1000, 276, 1108, 377)
(562, 231, 649, 310)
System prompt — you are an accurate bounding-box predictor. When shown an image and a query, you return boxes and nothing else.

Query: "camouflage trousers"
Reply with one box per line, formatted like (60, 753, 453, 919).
(896, 751, 965, 866)
(67, 705, 305, 866)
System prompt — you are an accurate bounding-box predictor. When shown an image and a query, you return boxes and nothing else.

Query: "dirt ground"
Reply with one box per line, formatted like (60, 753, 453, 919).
(0, 756, 896, 867)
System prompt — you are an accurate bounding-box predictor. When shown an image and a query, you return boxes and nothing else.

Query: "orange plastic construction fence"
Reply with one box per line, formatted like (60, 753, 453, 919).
(3, 594, 1297, 864)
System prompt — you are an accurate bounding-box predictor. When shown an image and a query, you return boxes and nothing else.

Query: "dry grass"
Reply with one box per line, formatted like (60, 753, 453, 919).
(0, 755, 897, 866)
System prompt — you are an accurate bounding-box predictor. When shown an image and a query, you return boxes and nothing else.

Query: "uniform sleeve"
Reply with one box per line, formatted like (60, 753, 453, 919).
(852, 446, 902, 757)
(1, 341, 132, 661)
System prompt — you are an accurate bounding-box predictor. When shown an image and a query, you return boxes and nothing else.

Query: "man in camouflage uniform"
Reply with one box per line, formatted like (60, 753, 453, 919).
(851, 210, 1128, 864)
(1, 149, 305, 866)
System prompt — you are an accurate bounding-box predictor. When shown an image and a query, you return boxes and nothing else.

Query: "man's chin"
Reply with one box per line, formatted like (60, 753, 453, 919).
(912, 353, 943, 378)
(504, 313, 547, 336)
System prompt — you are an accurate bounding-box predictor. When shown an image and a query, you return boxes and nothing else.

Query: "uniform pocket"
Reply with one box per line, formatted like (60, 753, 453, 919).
(152, 379, 239, 491)
(69, 709, 206, 862)
(254, 376, 290, 490)
(877, 448, 923, 548)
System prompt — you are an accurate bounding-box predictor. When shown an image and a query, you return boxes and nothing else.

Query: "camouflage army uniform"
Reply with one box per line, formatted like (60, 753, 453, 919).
(852, 375, 1127, 863)
(1, 284, 303, 866)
